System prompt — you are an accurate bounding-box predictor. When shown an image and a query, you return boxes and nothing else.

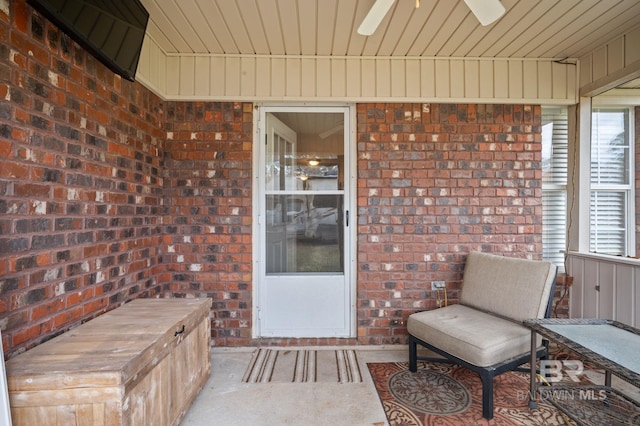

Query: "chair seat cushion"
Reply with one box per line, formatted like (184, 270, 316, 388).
(407, 304, 534, 367)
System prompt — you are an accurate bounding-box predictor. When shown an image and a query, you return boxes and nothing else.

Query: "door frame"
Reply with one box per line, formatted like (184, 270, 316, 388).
(252, 103, 357, 338)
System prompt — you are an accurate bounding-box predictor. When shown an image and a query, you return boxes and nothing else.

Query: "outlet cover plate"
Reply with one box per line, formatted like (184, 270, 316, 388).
(431, 281, 446, 290)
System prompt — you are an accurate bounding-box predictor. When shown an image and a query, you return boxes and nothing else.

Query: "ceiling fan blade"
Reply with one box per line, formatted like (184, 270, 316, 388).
(318, 123, 344, 139)
(463, 0, 506, 26)
(357, 0, 395, 36)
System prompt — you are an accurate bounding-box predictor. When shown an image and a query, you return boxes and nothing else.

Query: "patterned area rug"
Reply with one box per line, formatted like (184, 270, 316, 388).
(368, 361, 572, 425)
(242, 349, 362, 383)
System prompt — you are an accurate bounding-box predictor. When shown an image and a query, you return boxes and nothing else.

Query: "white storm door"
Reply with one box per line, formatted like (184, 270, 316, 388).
(257, 108, 352, 337)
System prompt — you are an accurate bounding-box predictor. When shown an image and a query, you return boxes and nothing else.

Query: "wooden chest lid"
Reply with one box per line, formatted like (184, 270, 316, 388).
(6, 298, 212, 392)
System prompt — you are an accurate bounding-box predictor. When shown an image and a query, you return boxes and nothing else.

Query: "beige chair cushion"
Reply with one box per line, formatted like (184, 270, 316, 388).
(459, 251, 556, 321)
(407, 304, 537, 367)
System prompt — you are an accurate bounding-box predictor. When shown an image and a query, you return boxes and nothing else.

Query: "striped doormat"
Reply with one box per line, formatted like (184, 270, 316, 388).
(242, 349, 362, 383)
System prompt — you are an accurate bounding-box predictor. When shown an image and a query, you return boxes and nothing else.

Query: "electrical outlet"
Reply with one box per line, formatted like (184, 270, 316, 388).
(431, 281, 446, 290)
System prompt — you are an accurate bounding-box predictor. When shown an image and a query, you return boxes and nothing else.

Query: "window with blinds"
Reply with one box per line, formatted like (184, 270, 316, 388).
(590, 108, 634, 256)
(542, 107, 568, 268)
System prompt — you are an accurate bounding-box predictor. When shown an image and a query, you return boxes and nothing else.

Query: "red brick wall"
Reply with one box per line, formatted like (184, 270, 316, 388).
(162, 101, 253, 347)
(161, 103, 545, 347)
(0, 0, 165, 357)
(356, 103, 543, 344)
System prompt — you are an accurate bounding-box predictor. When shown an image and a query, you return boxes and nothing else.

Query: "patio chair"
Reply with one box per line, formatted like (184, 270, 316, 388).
(407, 251, 558, 419)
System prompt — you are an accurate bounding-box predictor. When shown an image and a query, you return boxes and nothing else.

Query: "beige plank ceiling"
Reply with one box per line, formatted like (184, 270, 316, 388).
(140, 0, 640, 60)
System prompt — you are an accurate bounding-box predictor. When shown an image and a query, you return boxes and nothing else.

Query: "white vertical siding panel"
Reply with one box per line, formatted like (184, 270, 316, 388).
(286, 58, 301, 97)
(255, 57, 272, 98)
(316, 58, 331, 98)
(145, 53, 577, 102)
(579, 25, 640, 95)
(464, 60, 479, 99)
(346, 59, 361, 98)
(566, 62, 576, 101)
(598, 262, 615, 319)
(390, 59, 406, 97)
(552, 62, 568, 100)
(361, 59, 376, 98)
(568, 256, 585, 318)
(331, 59, 346, 98)
(583, 261, 599, 318)
(421, 59, 436, 98)
(537, 61, 552, 100)
(301, 58, 316, 97)
(179, 57, 195, 96)
(435, 60, 450, 98)
(625, 27, 640, 65)
(478, 61, 494, 99)
(493, 61, 509, 99)
(450, 60, 464, 99)
(210, 56, 226, 97)
(508, 60, 523, 100)
(155, 42, 167, 95)
(405, 60, 421, 98)
(194, 56, 210, 96)
(376, 59, 391, 98)
(137, 38, 150, 82)
(579, 54, 593, 89)
(615, 265, 634, 326)
(240, 57, 256, 97)
(567, 254, 640, 327)
(225, 57, 241, 97)
(138, 37, 166, 96)
(270, 58, 286, 97)
(607, 36, 625, 75)
(592, 46, 608, 82)
(523, 61, 538, 100)
(166, 56, 180, 96)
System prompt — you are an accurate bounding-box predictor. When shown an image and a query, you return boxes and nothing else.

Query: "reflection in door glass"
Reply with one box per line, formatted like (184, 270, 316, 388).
(266, 131, 297, 192)
(266, 194, 343, 273)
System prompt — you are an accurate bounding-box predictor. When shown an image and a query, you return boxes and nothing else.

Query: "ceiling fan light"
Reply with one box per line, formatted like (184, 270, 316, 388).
(357, 0, 395, 36)
(463, 0, 505, 26)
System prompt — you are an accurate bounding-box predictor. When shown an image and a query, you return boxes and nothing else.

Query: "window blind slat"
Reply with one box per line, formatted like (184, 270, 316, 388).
(542, 107, 568, 268)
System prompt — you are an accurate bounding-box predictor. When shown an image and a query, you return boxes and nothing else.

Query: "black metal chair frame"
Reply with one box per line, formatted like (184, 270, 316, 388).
(408, 277, 557, 420)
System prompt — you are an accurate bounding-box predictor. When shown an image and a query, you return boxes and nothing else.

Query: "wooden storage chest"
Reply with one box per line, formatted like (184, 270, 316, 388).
(6, 298, 212, 426)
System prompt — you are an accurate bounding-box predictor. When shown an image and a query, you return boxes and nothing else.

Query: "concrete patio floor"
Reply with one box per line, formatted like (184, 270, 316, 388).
(180, 346, 407, 426)
(180, 345, 640, 426)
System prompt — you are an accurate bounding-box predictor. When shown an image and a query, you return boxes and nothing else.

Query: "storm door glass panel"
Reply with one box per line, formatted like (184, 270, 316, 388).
(265, 193, 343, 273)
(265, 112, 345, 274)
